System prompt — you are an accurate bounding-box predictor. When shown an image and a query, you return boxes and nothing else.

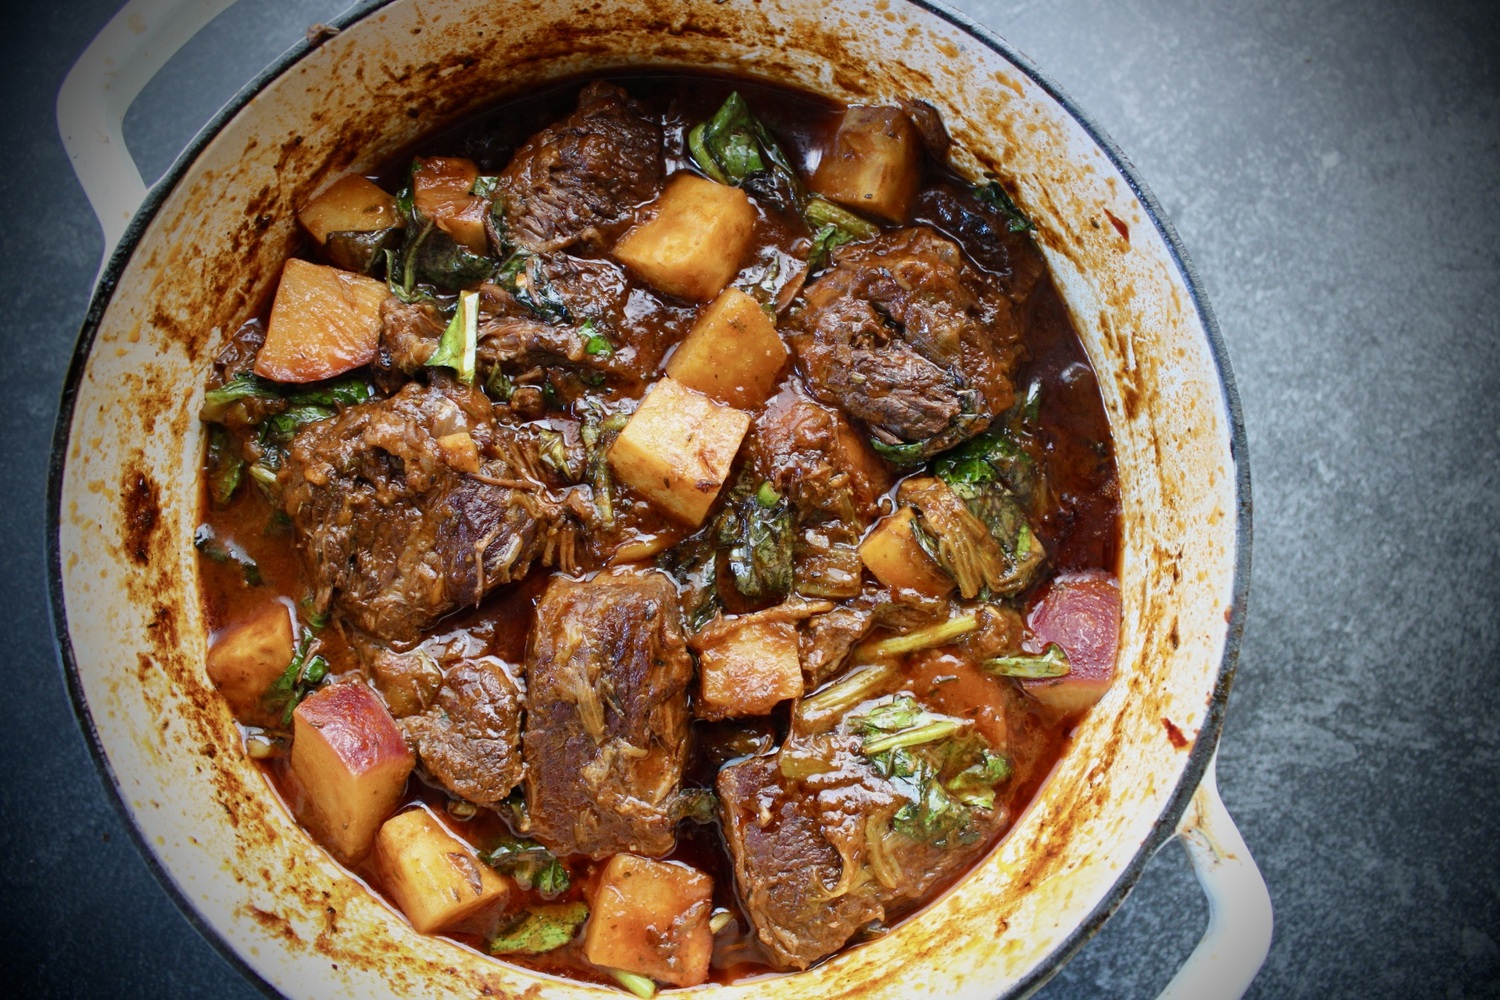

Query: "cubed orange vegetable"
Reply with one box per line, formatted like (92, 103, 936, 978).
(607, 377, 750, 527)
(297, 175, 399, 244)
(612, 174, 755, 300)
(858, 507, 955, 598)
(254, 258, 387, 383)
(290, 682, 414, 859)
(375, 806, 510, 934)
(811, 106, 923, 224)
(205, 602, 294, 727)
(665, 287, 787, 409)
(412, 156, 490, 254)
(583, 854, 713, 987)
(692, 610, 804, 719)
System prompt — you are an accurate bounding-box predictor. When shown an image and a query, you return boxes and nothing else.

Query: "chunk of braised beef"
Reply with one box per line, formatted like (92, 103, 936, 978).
(786, 227, 1022, 458)
(912, 181, 1047, 302)
(280, 377, 581, 643)
(496, 80, 664, 254)
(797, 586, 949, 685)
(522, 569, 693, 859)
(716, 754, 885, 970)
(741, 392, 891, 599)
(400, 656, 525, 808)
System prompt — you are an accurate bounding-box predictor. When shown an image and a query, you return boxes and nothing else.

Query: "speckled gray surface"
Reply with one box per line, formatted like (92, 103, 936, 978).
(2, 0, 1496, 997)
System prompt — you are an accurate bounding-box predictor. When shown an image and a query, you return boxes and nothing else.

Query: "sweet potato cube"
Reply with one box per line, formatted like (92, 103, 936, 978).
(665, 287, 787, 409)
(583, 854, 713, 987)
(608, 377, 750, 527)
(412, 156, 490, 254)
(375, 806, 509, 934)
(254, 258, 387, 383)
(205, 603, 294, 727)
(691, 610, 804, 720)
(297, 175, 399, 244)
(811, 106, 923, 224)
(291, 682, 414, 859)
(859, 507, 955, 598)
(612, 174, 755, 301)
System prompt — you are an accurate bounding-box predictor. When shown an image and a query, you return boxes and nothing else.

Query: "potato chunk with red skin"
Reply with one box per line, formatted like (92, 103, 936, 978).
(583, 854, 714, 988)
(297, 174, 398, 244)
(205, 602, 294, 727)
(811, 106, 923, 224)
(254, 258, 386, 383)
(1019, 570, 1121, 716)
(412, 156, 489, 254)
(375, 806, 509, 934)
(692, 609, 805, 720)
(290, 682, 414, 859)
(858, 506, 955, 599)
(608, 377, 751, 527)
(612, 174, 755, 301)
(665, 287, 788, 409)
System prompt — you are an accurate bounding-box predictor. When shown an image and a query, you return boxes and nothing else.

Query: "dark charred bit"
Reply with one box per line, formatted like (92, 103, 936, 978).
(122, 467, 161, 565)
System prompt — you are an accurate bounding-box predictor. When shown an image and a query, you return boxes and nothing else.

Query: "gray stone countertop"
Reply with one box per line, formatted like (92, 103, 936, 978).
(1, 0, 1495, 996)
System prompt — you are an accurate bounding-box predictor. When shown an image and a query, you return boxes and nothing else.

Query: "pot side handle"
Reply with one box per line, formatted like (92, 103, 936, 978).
(1157, 751, 1274, 1000)
(56, 0, 242, 279)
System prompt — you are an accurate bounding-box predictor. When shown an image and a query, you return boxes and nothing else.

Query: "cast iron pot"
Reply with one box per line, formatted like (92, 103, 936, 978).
(52, 0, 1270, 996)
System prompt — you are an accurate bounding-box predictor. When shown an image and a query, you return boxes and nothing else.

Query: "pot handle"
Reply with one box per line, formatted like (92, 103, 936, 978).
(1157, 751, 1274, 1000)
(57, 0, 242, 277)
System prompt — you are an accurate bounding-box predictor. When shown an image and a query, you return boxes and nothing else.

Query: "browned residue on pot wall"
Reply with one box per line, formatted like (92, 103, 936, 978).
(58, 2, 1237, 997)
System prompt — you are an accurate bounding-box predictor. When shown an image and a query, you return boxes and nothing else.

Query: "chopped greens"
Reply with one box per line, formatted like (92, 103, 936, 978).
(671, 787, 719, 825)
(608, 968, 658, 1000)
(192, 524, 262, 586)
(425, 289, 480, 385)
(206, 425, 244, 507)
(537, 427, 579, 482)
(804, 196, 880, 272)
(795, 662, 899, 731)
(983, 642, 1071, 679)
(580, 317, 614, 358)
(201, 372, 374, 423)
(488, 901, 589, 955)
(718, 478, 794, 599)
(496, 250, 571, 323)
(481, 834, 571, 898)
(851, 695, 1011, 847)
(391, 173, 495, 291)
(261, 632, 329, 727)
(580, 401, 627, 526)
(860, 613, 978, 659)
(869, 437, 928, 467)
(687, 92, 804, 214)
(974, 177, 1034, 233)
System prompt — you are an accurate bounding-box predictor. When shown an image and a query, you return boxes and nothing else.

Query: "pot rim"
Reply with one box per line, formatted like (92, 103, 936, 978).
(46, 1, 1252, 996)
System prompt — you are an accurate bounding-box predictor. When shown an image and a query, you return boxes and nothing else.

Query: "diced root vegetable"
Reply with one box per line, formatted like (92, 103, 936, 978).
(412, 156, 490, 253)
(607, 377, 751, 527)
(375, 806, 509, 934)
(583, 854, 713, 988)
(665, 287, 788, 409)
(290, 682, 414, 859)
(297, 174, 399, 244)
(1020, 570, 1121, 716)
(205, 603, 295, 727)
(435, 431, 480, 473)
(858, 507, 955, 598)
(692, 610, 804, 719)
(810, 106, 923, 224)
(612, 174, 755, 300)
(254, 258, 387, 383)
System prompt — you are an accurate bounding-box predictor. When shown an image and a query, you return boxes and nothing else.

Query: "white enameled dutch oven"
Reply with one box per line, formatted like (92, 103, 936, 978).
(51, 0, 1271, 996)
